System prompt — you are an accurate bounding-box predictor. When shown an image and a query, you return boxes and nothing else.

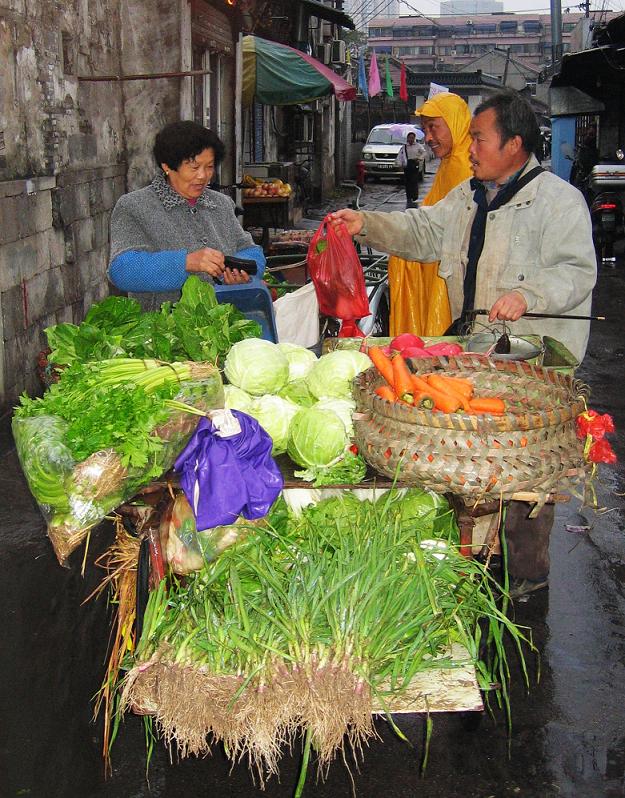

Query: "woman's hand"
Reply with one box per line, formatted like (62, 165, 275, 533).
(186, 247, 226, 278)
(223, 268, 250, 285)
(327, 209, 365, 237)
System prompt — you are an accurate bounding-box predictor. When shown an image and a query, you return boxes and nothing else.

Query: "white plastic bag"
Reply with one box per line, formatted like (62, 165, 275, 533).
(273, 282, 319, 348)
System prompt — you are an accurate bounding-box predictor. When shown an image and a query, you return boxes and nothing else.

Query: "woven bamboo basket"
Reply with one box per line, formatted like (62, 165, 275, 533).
(353, 355, 588, 500)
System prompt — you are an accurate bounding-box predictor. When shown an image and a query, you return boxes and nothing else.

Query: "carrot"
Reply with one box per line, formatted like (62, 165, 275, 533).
(413, 390, 435, 410)
(468, 397, 506, 415)
(368, 346, 395, 387)
(375, 385, 397, 402)
(427, 374, 471, 412)
(435, 374, 474, 399)
(411, 374, 461, 413)
(391, 353, 414, 403)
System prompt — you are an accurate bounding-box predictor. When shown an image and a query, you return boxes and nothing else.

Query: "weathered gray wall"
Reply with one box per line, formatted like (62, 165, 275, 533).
(0, 0, 126, 406)
(0, 0, 188, 408)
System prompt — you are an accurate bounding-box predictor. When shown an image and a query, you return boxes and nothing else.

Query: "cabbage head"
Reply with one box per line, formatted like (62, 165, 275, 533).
(224, 339, 289, 396)
(376, 488, 458, 542)
(248, 394, 300, 454)
(223, 385, 254, 413)
(278, 378, 316, 408)
(277, 342, 318, 382)
(287, 407, 348, 470)
(313, 398, 356, 436)
(306, 350, 372, 400)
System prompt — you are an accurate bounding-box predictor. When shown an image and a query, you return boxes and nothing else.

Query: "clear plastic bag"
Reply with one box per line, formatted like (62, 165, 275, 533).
(13, 371, 224, 566)
(159, 492, 257, 575)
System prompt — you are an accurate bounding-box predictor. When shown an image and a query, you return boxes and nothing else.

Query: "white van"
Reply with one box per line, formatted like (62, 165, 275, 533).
(361, 123, 426, 181)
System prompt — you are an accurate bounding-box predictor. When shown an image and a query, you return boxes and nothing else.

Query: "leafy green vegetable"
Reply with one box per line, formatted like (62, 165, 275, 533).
(276, 342, 317, 382)
(45, 277, 261, 367)
(305, 350, 371, 400)
(247, 394, 300, 454)
(303, 450, 367, 487)
(224, 339, 290, 396)
(287, 406, 349, 478)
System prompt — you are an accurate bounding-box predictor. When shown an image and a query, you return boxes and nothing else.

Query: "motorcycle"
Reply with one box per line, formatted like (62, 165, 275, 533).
(588, 149, 625, 266)
(566, 143, 625, 266)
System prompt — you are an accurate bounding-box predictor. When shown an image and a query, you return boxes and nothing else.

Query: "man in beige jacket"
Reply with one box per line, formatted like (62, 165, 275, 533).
(332, 90, 596, 363)
(331, 89, 597, 596)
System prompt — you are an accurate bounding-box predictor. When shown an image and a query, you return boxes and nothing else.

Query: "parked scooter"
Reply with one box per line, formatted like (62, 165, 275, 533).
(588, 149, 625, 266)
(565, 142, 625, 266)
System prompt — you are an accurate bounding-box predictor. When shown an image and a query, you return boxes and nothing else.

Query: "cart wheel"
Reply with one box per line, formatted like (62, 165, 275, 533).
(135, 537, 150, 642)
(371, 294, 390, 337)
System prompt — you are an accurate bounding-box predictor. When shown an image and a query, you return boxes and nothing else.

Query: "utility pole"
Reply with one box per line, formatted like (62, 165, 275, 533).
(550, 0, 563, 66)
(502, 47, 511, 86)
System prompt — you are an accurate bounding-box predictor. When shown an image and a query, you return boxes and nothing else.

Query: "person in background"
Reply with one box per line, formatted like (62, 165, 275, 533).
(388, 93, 473, 337)
(396, 130, 426, 208)
(108, 121, 265, 311)
(329, 89, 597, 598)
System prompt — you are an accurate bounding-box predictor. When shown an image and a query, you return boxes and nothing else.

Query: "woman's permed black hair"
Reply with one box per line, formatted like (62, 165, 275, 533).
(474, 89, 542, 158)
(153, 121, 225, 170)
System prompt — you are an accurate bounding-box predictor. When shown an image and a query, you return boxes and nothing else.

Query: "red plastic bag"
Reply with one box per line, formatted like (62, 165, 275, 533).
(307, 215, 370, 321)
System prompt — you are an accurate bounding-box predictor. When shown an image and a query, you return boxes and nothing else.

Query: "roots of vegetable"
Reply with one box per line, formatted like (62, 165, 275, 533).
(120, 653, 377, 781)
(71, 449, 127, 502)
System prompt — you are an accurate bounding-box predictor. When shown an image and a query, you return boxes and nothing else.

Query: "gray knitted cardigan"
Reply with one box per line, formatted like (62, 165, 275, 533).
(109, 173, 255, 310)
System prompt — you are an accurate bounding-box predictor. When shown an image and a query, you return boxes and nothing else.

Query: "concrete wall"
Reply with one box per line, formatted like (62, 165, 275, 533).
(0, 0, 192, 408)
(0, 1, 127, 406)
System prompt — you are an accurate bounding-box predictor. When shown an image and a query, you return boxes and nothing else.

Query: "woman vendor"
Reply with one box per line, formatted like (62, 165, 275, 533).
(389, 92, 473, 337)
(108, 121, 265, 311)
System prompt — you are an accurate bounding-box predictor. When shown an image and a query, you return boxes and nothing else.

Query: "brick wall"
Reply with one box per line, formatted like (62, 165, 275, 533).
(0, 166, 125, 405)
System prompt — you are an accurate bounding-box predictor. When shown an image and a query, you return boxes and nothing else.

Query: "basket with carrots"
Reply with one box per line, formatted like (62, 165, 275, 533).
(353, 350, 588, 500)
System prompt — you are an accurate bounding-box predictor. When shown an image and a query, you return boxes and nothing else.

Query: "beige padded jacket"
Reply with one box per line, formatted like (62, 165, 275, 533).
(358, 156, 597, 362)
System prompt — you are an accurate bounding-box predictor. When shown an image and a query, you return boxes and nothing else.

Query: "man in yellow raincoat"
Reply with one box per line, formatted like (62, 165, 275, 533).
(389, 92, 473, 336)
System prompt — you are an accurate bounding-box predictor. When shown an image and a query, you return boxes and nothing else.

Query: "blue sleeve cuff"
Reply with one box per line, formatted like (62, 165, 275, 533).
(108, 250, 188, 292)
(234, 245, 266, 278)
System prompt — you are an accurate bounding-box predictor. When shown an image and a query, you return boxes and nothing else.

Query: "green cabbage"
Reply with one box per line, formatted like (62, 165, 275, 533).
(223, 385, 254, 413)
(278, 378, 316, 408)
(248, 394, 300, 454)
(287, 407, 348, 471)
(306, 350, 372, 400)
(277, 342, 318, 382)
(224, 339, 289, 396)
(376, 488, 458, 542)
(313, 398, 356, 436)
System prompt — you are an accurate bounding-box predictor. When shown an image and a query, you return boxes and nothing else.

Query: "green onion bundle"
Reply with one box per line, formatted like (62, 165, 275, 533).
(121, 493, 532, 787)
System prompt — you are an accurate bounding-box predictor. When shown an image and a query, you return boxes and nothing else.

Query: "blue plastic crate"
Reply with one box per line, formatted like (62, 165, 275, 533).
(213, 282, 278, 343)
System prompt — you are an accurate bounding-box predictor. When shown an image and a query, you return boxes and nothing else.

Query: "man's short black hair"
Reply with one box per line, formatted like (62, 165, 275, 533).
(474, 89, 542, 158)
(153, 121, 225, 170)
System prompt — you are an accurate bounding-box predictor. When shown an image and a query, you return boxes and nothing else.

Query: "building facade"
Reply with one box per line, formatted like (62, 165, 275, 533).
(367, 10, 618, 75)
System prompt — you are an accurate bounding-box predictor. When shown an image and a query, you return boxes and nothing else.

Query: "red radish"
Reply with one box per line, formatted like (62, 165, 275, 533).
(401, 346, 433, 358)
(423, 343, 464, 356)
(390, 333, 425, 352)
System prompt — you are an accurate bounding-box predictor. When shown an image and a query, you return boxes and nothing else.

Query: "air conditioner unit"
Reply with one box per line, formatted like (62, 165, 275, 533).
(315, 43, 332, 65)
(331, 39, 347, 64)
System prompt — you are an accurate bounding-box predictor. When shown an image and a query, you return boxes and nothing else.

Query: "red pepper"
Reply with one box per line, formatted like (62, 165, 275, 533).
(576, 410, 616, 441)
(588, 438, 617, 464)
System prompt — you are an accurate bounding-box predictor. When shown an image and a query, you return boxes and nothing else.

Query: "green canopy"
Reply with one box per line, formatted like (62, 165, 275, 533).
(242, 35, 356, 106)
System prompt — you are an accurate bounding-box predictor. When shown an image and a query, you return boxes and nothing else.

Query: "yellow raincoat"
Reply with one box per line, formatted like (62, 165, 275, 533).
(389, 93, 473, 336)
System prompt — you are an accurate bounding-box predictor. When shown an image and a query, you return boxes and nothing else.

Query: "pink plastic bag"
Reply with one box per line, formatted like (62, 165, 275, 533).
(307, 215, 370, 321)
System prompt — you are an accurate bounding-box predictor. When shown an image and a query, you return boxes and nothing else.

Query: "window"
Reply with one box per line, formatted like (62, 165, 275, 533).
(368, 27, 390, 37)
(499, 21, 518, 33)
(395, 46, 418, 56)
(523, 20, 542, 33)
(419, 46, 433, 54)
(394, 27, 415, 38)
(417, 26, 434, 37)
(562, 22, 576, 32)
(474, 23, 497, 34)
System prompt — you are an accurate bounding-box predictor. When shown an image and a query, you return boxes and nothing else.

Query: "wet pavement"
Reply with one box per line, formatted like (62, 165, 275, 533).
(2, 177, 625, 798)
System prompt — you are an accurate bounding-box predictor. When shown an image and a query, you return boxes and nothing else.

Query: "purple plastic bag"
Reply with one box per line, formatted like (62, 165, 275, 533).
(173, 410, 284, 530)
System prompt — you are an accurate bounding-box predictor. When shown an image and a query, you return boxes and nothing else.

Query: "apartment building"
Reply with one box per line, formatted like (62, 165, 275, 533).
(367, 10, 618, 74)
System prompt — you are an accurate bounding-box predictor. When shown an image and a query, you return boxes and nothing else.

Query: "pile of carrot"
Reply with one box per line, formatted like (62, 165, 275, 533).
(368, 346, 506, 416)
